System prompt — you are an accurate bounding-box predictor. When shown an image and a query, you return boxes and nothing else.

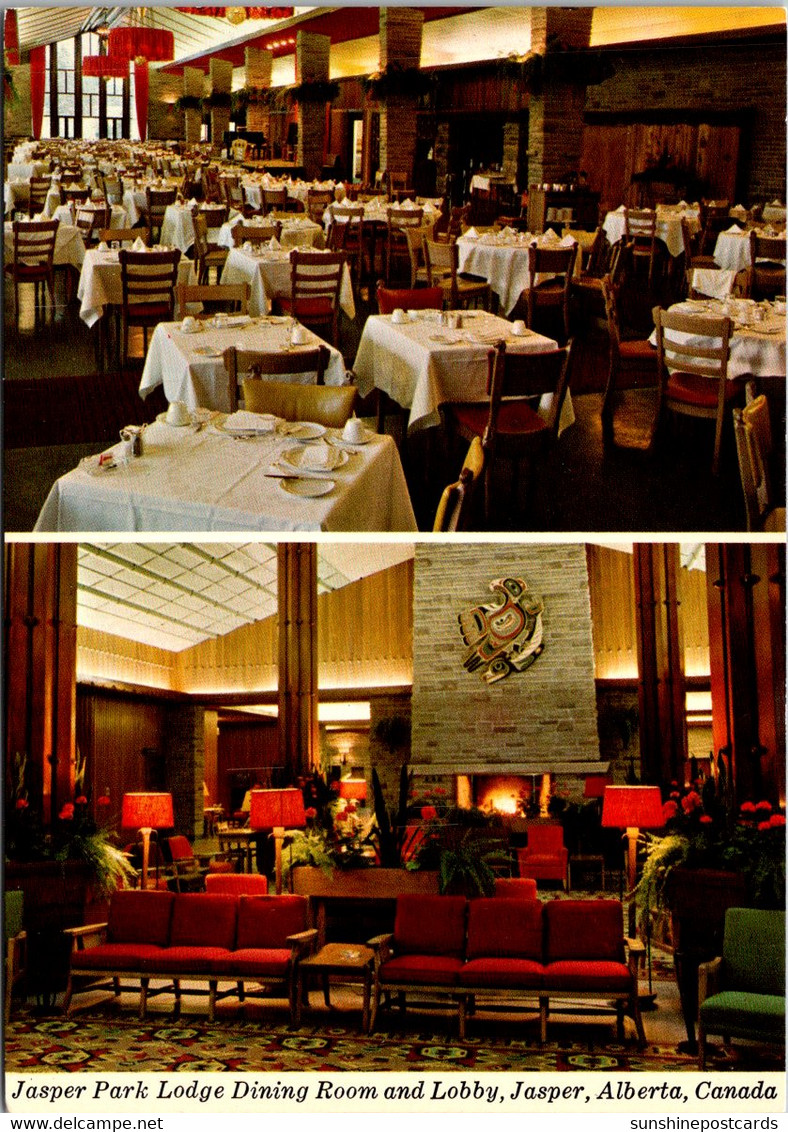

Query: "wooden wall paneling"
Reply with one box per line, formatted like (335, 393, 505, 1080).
(680, 566, 711, 677)
(580, 122, 632, 212)
(749, 544, 785, 805)
(203, 709, 219, 804)
(278, 544, 318, 780)
(217, 717, 280, 813)
(586, 545, 637, 679)
(173, 614, 278, 695)
(77, 626, 175, 690)
(694, 123, 740, 203)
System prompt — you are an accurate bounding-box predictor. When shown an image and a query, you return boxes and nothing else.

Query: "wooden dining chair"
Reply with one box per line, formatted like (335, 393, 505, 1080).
(231, 220, 282, 247)
(525, 240, 577, 341)
(733, 387, 785, 532)
(444, 340, 573, 521)
(27, 175, 52, 217)
(404, 223, 433, 289)
(277, 250, 346, 346)
(75, 204, 110, 247)
(375, 283, 443, 314)
(202, 165, 222, 204)
(63, 185, 91, 207)
(99, 226, 149, 248)
(698, 201, 733, 257)
(5, 219, 60, 330)
(748, 230, 786, 300)
(223, 345, 332, 412)
(101, 174, 123, 205)
(143, 186, 177, 243)
(385, 206, 424, 283)
(623, 207, 659, 285)
(328, 205, 366, 288)
(652, 304, 739, 475)
(307, 187, 334, 224)
(176, 282, 250, 320)
(262, 186, 288, 215)
(118, 247, 181, 365)
(221, 174, 248, 215)
(193, 213, 228, 284)
(387, 171, 412, 200)
(424, 237, 491, 310)
(432, 436, 485, 532)
(600, 276, 659, 449)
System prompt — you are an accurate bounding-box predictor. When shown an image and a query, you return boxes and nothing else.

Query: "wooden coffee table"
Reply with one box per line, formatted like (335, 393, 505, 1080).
(297, 943, 375, 1032)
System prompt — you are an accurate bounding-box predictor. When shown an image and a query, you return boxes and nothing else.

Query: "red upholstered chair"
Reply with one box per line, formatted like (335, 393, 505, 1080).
(370, 895, 467, 1031)
(494, 877, 538, 900)
(165, 834, 234, 892)
(204, 873, 268, 895)
(517, 825, 569, 890)
(376, 282, 443, 314)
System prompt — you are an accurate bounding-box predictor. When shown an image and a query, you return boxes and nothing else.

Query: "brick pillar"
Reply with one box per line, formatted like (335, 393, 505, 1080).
(503, 120, 528, 194)
(209, 57, 233, 155)
(295, 32, 330, 179)
(245, 46, 273, 135)
(527, 8, 592, 188)
(378, 7, 424, 184)
(148, 69, 183, 141)
(183, 66, 204, 144)
(163, 703, 205, 839)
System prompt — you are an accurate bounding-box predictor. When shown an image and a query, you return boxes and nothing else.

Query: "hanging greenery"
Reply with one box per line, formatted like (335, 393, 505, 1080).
(4, 61, 18, 107)
(247, 86, 285, 109)
(202, 90, 233, 110)
(285, 78, 340, 105)
(497, 40, 614, 100)
(362, 63, 432, 101)
(175, 94, 202, 112)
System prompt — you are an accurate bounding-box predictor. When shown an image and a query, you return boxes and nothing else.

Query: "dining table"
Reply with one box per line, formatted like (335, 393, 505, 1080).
(216, 213, 325, 250)
(77, 246, 196, 328)
(34, 412, 417, 533)
(602, 204, 700, 259)
(713, 225, 786, 274)
(139, 315, 348, 411)
(160, 202, 238, 253)
(353, 309, 573, 434)
(455, 229, 577, 316)
(650, 298, 786, 381)
(3, 220, 86, 271)
(50, 202, 129, 230)
(122, 179, 182, 226)
(219, 245, 356, 320)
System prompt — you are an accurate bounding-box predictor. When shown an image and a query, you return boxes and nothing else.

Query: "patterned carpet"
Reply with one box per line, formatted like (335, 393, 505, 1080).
(6, 1002, 782, 1074)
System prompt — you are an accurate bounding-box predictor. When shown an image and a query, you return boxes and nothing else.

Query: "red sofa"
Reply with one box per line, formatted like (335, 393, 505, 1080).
(369, 895, 645, 1044)
(63, 889, 316, 1022)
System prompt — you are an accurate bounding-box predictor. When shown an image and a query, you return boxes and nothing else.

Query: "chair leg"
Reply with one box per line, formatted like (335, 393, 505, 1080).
(458, 995, 466, 1039)
(208, 979, 217, 1022)
(539, 996, 548, 1044)
(139, 977, 149, 1020)
(698, 1022, 707, 1070)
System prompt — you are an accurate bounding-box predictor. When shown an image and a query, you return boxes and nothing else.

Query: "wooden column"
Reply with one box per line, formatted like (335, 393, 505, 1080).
(277, 544, 319, 781)
(706, 543, 785, 804)
(4, 543, 78, 822)
(633, 544, 687, 784)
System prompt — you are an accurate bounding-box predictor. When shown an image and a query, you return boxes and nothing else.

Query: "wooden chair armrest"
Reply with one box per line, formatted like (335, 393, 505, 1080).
(626, 937, 646, 975)
(287, 928, 318, 956)
(367, 933, 394, 964)
(698, 955, 723, 1006)
(62, 923, 108, 950)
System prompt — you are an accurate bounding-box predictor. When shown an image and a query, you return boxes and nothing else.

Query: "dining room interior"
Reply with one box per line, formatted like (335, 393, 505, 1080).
(3, 4, 786, 534)
(3, 538, 785, 1075)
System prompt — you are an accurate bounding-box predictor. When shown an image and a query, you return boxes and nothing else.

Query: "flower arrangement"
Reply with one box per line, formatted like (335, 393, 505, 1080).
(638, 772, 785, 916)
(4, 60, 18, 107)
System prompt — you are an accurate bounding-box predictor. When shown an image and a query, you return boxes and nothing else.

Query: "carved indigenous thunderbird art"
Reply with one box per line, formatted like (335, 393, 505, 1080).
(459, 577, 544, 684)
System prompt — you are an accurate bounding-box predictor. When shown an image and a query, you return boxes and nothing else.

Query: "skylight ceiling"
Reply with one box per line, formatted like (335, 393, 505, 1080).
(77, 542, 414, 653)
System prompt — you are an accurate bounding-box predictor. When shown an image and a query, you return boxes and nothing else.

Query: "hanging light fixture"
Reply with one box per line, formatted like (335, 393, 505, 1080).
(174, 6, 294, 21)
(108, 9, 175, 64)
(83, 54, 129, 80)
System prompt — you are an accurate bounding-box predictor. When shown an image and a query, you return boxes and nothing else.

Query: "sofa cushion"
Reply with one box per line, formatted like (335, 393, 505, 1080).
(393, 895, 466, 957)
(71, 943, 166, 970)
(380, 954, 464, 986)
(459, 958, 545, 988)
(146, 946, 234, 974)
(169, 894, 238, 949)
(544, 900, 624, 962)
(466, 898, 543, 960)
(213, 948, 292, 978)
(543, 960, 632, 992)
(107, 890, 174, 946)
(236, 895, 307, 949)
(700, 990, 786, 1040)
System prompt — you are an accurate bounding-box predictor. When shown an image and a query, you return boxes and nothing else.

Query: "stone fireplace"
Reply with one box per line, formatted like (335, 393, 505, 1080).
(411, 544, 607, 804)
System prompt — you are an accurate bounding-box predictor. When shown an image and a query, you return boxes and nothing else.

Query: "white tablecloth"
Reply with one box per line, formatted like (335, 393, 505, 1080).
(650, 299, 786, 381)
(50, 202, 129, 230)
(602, 208, 699, 258)
(762, 204, 786, 223)
(456, 231, 576, 316)
(159, 203, 233, 253)
(217, 214, 325, 251)
(122, 180, 181, 226)
(77, 248, 196, 327)
(688, 268, 737, 300)
(7, 161, 49, 181)
(139, 317, 348, 411)
(34, 419, 417, 533)
(353, 310, 573, 434)
(4, 220, 86, 270)
(711, 228, 786, 274)
(220, 247, 355, 320)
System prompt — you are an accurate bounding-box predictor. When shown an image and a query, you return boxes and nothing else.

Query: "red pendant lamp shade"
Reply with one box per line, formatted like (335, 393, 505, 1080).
(109, 27, 174, 63)
(83, 55, 129, 80)
(134, 61, 150, 141)
(249, 788, 306, 830)
(4, 9, 20, 65)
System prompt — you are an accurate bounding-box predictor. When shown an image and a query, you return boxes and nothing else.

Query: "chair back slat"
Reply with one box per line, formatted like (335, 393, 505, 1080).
(119, 248, 181, 308)
(232, 221, 282, 246)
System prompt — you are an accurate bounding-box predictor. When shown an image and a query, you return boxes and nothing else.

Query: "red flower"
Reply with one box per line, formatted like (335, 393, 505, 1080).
(329, 781, 340, 793)
(681, 791, 702, 814)
(699, 814, 713, 825)
(435, 787, 447, 796)
(304, 806, 317, 820)
(334, 810, 348, 824)
(755, 800, 773, 812)
(97, 795, 111, 806)
(740, 801, 757, 814)
(59, 803, 75, 820)
(670, 791, 681, 800)
(421, 805, 438, 820)
(15, 798, 28, 810)
(345, 803, 357, 814)
(758, 821, 771, 831)
(75, 795, 88, 805)
(769, 814, 786, 827)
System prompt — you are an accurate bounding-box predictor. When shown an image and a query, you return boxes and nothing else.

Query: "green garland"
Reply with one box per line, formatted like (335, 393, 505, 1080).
(285, 79, 340, 105)
(175, 94, 202, 112)
(4, 64, 18, 107)
(362, 63, 432, 101)
(202, 90, 232, 110)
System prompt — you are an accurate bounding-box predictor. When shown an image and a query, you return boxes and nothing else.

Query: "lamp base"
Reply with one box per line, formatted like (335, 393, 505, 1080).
(638, 991, 658, 1011)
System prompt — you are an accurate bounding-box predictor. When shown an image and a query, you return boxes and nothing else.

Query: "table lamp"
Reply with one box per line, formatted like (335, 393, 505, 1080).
(249, 787, 306, 894)
(337, 777, 368, 803)
(121, 792, 174, 890)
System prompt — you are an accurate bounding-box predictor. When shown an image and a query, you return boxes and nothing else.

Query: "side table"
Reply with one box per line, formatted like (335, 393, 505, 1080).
(297, 943, 375, 1033)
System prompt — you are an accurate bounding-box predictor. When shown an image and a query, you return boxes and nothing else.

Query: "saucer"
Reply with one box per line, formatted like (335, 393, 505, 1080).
(156, 411, 193, 427)
(281, 422, 327, 441)
(280, 478, 335, 498)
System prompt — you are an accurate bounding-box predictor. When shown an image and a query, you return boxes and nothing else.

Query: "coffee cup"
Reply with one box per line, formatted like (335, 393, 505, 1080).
(291, 324, 309, 345)
(165, 401, 190, 426)
(342, 417, 364, 443)
(774, 296, 786, 315)
(182, 315, 198, 332)
(511, 320, 527, 336)
(391, 308, 406, 324)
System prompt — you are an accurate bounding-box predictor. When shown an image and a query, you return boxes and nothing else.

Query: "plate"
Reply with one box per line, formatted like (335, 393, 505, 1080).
(280, 477, 335, 498)
(283, 422, 327, 441)
(215, 412, 278, 435)
(280, 445, 348, 472)
(328, 430, 372, 448)
(192, 346, 223, 358)
(156, 411, 193, 427)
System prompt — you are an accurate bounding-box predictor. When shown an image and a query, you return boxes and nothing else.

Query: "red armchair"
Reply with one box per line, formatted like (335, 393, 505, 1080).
(494, 877, 538, 900)
(517, 824, 569, 890)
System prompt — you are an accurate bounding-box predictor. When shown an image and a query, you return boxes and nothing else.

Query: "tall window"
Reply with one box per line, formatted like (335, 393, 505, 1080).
(82, 32, 101, 140)
(57, 37, 76, 138)
(41, 45, 52, 138)
(45, 33, 131, 139)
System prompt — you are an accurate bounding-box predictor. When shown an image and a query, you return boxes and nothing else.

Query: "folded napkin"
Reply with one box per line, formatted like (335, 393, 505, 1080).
(268, 237, 281, 250)
(559, 234, 576, 247)
(401, 199, 415, 209)
(296, 443, 336, 470)
(97, 241, 109, 252)
(242, 240, 253, 252)
(541, 227, 560, 244)
(188, 197, 198, 207)
(615, 203, 626, 212)
(131, 236, 147, 251)
(731, 204, 747, 215)
(725, 224, 744, 234)
(677, 200, 688, 208)
(464, 227, 479, 239)
(223, 410, 275, 434)
(771, 199, 783, 207)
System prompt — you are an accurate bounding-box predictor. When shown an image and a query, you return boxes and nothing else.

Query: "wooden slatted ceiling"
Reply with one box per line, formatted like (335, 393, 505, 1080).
(590, 6, 785, 47)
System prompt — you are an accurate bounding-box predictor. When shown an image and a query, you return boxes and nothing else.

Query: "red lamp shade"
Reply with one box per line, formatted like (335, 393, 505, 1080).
(249, 788, 306, 830)
(121, 792, 174, 830)
(338, 778, 367, 802)
(83, 55, 129, 80)
(601, 785, 664, 830)
(584, 773, 613, 799)
(109, 27, 174, 63)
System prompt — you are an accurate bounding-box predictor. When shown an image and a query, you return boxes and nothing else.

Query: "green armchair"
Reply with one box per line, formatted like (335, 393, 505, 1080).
(697, 907, 785, 1070)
